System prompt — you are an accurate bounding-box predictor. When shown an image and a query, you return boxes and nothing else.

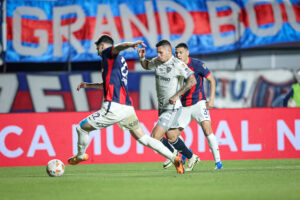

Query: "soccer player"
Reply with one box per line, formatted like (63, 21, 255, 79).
(163, 42, 223, 169)
(68, 35, 184, 174)
(138, 40, 200, 172)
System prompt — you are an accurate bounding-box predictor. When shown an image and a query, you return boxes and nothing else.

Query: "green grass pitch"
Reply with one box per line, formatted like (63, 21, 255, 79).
(1, 159, 299, 200)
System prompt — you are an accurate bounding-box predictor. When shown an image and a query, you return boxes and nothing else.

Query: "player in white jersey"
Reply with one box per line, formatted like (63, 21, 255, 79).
(161, 42, 223, 170)
(138, 40, 200, 172)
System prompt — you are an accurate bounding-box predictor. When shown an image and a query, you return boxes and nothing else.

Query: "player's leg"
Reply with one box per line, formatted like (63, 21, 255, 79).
(201, 120, 222, 169)
(160, 137, 174, 153)
(130, 126, 173, 161)
(160, 136, 178, 169)
(167, 128, 200, 171)
(179, 135, 193, 164)
(166, 128, 193, 160)
(195, 100, 222, 169)
(68, 119, 95, 165)
(77, 120, 95, 159)
(69, 102, 116, 165)
(131, 127, 184, 174)
(171, 105, 194, 160)
(120, 112, 184, 174)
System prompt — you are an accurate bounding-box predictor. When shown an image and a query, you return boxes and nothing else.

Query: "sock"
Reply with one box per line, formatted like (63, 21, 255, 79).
(171, 137, 193, 159)
(160, 137, 174, 153)
(206, 134, 221, 163)
(76, 125, 89, 159)
(138, 135, 175, 162)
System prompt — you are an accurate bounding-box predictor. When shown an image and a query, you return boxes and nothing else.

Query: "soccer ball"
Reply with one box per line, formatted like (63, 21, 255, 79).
(46, 159, 65, 177)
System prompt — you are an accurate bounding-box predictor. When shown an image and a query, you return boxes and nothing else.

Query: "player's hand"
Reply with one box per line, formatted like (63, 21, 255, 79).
(133, 40, 146, 49)
(206, 101, 214, 109)
(169, 95, 179, 105)
(138, 48, 146, 59)
(77, 82, 87, 91)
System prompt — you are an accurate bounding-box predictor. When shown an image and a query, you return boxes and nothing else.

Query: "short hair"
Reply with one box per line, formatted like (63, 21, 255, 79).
(175, 43, 189, 50)
(156, 40, 172, 48)
(95, 34, 114, 46)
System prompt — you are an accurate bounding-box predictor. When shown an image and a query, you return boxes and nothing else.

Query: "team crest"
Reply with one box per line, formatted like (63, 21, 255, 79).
(166, 67, 171, 73)
(202, 63, 207, 69)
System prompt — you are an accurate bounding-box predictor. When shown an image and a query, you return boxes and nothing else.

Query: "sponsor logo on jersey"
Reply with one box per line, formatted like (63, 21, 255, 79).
(156, 75, 170, 82)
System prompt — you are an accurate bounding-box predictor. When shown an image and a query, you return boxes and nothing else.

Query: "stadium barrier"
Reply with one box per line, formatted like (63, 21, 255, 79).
(0, 108, 299, 167)
(0, 70, 296, 113)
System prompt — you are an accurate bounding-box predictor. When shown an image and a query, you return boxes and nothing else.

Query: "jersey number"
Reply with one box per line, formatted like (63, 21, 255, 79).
(121, 57, 128, 86)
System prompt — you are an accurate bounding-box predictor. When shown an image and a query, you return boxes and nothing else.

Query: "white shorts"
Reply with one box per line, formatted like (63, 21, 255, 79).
(85, 101, 140, 130)
(158, 108, 182, 130)
(178, 100, 211, 128)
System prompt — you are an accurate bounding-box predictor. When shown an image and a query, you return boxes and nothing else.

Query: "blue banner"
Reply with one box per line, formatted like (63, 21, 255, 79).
(5, 0, 300, 62)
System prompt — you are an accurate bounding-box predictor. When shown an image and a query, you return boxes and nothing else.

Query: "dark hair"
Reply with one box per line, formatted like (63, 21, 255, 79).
(156, 40, 171, 48)
(175, 43, 189, 50)
(94, 34, 114, 46)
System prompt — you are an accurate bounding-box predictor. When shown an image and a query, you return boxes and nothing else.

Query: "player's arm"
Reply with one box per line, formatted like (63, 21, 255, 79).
(77, 82, 103, 91)
(169, 74, 196, 105)
(138, 48, 150, 70)
(206, 73, 216, 109)
(112, 40, 146, 55)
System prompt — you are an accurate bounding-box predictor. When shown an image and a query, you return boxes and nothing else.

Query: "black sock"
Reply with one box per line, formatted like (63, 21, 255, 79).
(160, 137, 174, 153)
(171, 137, 193, 159)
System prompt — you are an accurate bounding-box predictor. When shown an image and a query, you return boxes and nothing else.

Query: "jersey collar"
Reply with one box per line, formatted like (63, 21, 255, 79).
(187, 57, 191, 66)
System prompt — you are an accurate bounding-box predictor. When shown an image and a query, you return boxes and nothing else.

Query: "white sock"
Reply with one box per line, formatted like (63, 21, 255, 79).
(138, 135, 175, 163)
(76, 125, 89, 159)
(206, 134, 221, 163)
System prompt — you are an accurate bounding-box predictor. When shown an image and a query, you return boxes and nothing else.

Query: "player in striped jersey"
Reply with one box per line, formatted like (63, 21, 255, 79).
(68, 35, 184, 174)
(162, 43, 223, 170)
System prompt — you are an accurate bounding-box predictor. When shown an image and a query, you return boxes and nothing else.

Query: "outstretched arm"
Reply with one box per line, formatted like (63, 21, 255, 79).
(206, 73, 216, 109)
(169, 74, 196, 105)
(113, 40, 146, 55)
(138, 48, 150, 70)
(77, 82, 103, 91)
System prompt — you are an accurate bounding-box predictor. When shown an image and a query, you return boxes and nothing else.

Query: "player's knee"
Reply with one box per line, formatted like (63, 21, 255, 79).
(78, 119, 93, 132)
(166, 134, 177, 143)
(76, 124, 86, 134)
(150, 132, 161, 140)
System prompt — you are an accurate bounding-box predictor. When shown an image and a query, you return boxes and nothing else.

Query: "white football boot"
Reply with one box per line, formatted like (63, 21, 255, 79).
(163, 149, 178, 169)
(185, 154, 200, 172)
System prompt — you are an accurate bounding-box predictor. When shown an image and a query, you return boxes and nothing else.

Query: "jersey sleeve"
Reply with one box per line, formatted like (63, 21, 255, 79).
(175, 60, 194, 79)
(197, 61, 211, 78)
(147, 57, 157, 70)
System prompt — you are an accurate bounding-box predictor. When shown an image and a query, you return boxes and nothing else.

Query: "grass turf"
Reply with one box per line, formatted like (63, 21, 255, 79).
(0, 159, 299, 200)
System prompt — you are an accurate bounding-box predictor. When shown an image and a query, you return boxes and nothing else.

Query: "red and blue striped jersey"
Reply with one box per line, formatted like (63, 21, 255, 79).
(181, 57, 211, 107)
(100, 47, 132, 106)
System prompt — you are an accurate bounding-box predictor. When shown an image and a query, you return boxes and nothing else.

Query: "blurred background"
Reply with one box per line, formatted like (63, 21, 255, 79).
(0, 0, 300, 113)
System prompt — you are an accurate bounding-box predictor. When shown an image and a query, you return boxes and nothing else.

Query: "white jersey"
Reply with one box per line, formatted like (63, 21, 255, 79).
(148, 56, 194, 110)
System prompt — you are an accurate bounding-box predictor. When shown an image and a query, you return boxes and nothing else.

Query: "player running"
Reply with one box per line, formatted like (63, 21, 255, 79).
(138, 40, 200, 172)
(68, 35, 184, 174)
(162, 43, 223, 170)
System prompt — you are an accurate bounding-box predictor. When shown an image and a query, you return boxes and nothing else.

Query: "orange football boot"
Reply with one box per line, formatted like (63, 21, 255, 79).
(68, 154, 89, 165)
